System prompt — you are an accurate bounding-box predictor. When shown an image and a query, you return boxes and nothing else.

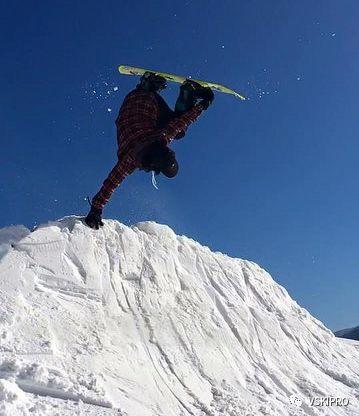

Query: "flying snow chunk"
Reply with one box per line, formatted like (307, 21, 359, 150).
(113, 87, 119, 92)
(107, 108, 112, 112)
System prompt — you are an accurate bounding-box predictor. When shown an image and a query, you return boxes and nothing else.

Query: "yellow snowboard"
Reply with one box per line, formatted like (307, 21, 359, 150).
(118, 65, 246, 101)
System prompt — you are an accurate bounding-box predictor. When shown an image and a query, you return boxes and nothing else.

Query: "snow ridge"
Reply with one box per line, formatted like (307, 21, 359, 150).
(0, 217, 358, 415)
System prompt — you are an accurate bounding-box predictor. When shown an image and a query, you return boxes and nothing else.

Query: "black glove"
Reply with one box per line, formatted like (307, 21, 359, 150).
(85, 206, 104, 230)
(198, 87, 214, 110)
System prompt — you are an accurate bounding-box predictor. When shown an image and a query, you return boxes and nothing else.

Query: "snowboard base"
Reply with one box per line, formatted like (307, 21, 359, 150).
(118, 65, 246, 101)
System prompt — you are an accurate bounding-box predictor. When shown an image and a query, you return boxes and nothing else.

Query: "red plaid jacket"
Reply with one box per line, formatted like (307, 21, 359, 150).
(91, 88, 204, 210)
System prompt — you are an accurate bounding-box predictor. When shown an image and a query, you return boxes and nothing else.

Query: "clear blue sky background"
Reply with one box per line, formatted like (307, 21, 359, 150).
(1, 1, 358, 331)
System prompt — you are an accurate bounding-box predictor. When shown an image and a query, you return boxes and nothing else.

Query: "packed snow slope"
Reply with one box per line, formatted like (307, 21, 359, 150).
(0, 217, 358, 416)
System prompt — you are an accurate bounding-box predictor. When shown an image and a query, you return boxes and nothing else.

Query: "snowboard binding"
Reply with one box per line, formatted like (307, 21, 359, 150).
(139, 72, 167, 92)
(175, 79, 214, 112)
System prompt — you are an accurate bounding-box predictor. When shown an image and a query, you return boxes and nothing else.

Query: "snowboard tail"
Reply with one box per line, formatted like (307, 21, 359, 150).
(118, 65, 246, 101)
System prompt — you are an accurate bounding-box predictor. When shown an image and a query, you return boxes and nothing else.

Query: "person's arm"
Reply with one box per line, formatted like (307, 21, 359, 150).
(91, 154, 136, 210)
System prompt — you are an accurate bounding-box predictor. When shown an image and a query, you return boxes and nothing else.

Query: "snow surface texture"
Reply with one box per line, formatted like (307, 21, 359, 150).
(0, 217, 358, 416)
(338, 339, 359, 349)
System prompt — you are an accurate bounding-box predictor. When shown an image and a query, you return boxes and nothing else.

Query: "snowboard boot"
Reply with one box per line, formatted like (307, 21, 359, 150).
(175, 80, 213, 112)
(175, 80, 201, 113)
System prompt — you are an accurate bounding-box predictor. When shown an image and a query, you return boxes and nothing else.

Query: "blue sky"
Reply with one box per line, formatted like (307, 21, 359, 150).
(1, 1, 358, 331)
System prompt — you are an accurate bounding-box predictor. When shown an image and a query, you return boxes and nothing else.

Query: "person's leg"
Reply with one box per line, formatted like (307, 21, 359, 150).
(175, 81, 197, 113)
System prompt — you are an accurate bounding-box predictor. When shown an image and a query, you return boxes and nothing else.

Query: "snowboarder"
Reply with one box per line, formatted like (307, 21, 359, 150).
(85, 72, 214, 229)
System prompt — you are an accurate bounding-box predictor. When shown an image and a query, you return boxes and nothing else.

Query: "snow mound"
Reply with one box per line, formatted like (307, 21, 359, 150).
(0, 216, 358, 415)
(0, 225, 30, 261)
(0, 378, 29, 416)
